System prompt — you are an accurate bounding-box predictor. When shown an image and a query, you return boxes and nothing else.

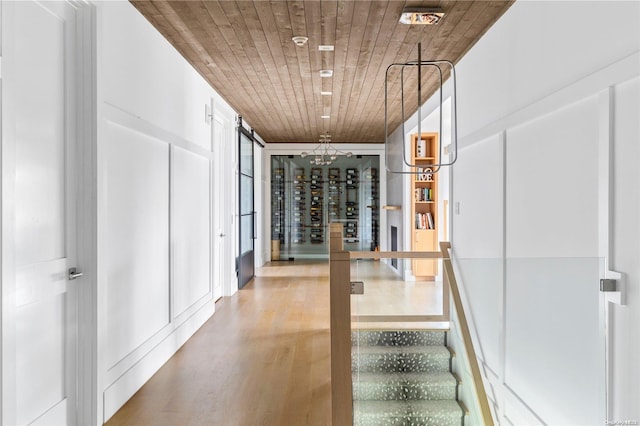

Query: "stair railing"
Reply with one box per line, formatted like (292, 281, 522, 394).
(329, 223, 352, 425)
(440, 241, 494, 426)
(329, 223, 493, 425)
(329, 223, 445, 424)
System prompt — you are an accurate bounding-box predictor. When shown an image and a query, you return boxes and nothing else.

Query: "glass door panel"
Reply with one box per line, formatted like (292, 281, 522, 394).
(270, 155, 380, 259)
(238, 129, 254, 288)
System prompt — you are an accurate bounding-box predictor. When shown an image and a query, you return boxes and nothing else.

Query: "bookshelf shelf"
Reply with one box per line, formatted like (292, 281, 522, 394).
(411, 133, 439, 278)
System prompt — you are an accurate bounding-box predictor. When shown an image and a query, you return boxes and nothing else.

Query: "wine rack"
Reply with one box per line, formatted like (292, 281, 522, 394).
(309, 167, 324, 243)
(272, 167, 285, 243)
(292, 167, 306, 243)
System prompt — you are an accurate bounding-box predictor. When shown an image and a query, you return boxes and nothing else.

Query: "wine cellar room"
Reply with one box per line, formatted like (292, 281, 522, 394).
(265, 143, 386, 261)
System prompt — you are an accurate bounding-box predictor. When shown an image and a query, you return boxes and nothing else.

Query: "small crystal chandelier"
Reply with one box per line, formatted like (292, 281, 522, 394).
(300, 132, 352, 166)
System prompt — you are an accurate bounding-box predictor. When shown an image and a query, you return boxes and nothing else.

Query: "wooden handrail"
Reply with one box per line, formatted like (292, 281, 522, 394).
(352, 315, 448, 323)
(440, 242, 494, 426)
(349, 251, 443, 259)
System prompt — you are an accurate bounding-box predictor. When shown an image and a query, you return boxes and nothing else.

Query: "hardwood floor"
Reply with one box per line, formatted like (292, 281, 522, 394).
(106, 260, 332, 426)
(105, 260, 444, 425)
(350, 260, 443, 318)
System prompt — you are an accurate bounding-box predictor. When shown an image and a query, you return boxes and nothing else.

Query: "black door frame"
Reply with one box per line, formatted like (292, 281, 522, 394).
(237, 118, 263, 288)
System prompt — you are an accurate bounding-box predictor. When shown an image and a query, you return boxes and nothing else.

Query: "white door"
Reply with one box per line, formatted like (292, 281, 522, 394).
(2, 2, 80, 424)
(213, 113, 233, 299)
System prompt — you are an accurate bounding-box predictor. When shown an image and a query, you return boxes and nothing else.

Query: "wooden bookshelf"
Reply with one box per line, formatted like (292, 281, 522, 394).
(411, 133, 439, 278)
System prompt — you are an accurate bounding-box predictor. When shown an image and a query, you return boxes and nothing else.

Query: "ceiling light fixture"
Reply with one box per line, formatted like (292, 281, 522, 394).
(319, 70, 333, 78)
(399, 8, 445, 25)
(384, 42, 458, 176)
(300, 132, 352, 166)
(321, 91, 333, 96)
(321, 115, 330, 119)
(318, 45, 334, 51)
(292, 36, 309, 47)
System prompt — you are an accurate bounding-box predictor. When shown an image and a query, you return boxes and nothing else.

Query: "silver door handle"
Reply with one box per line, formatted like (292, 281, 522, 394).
(68, 267, 83, 280)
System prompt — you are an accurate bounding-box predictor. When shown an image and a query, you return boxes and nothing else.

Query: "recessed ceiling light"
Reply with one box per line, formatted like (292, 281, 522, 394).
(399, 8, 445, 25)
(319, 45, 334, 51)
(321, 115, 330, 119)
(321, 91, 333, 96)
(292, 36, 309, 46)
(320, 70, 333, 78)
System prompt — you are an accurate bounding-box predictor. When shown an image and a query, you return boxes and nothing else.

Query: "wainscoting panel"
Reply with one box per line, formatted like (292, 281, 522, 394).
(101, 1, 214, 152)
(504, 97, 603, 424)
(171, 146, 212, 318)
(103, 120, 171, 370)
(505, 97, 599, 258)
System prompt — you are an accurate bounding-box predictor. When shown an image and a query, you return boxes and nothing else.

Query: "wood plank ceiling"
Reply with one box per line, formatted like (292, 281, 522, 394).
(131, 1, 513, 144)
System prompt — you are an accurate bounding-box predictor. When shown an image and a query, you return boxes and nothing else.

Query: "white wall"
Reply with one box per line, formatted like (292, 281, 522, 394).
(211, 102, 238, 299)
(255, 143, 265, 267)
(385, 129, 408, 274)
(95, 2, 238, 422)
(455, 1, 640, 143)
(611, 76, 640, 423)
(432, 1, 640, 425)
(252, 132, 267, 269)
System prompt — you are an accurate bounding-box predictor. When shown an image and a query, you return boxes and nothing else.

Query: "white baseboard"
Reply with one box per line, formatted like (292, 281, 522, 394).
(102, 300, 215, 422)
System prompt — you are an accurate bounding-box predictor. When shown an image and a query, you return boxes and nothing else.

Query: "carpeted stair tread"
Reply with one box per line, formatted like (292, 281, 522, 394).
(352, 330, 446, 347)
(353, 345, 451, 357)
(353, 371, 458, 401)
(354, 400, 410, 426)
(352, 345, 451, 373)
(353, 400, 465, 426)
(352, 372, 405, 401)
(402, 371, 458, 386)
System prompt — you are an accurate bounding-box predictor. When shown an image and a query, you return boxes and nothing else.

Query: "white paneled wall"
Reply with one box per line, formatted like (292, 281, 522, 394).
(171, 146, 212, 317)
(500, 98, 604, 423)
(611, 76, 640, 422)
(451, 136, 503, 260)
(505, 97, 599, 258)
(103, 122, 171, 369)
(96, 2, 237, 422)
(434, 1, 640, 425)
(455, 1, 640, 140)
(100, 3, 213, 151)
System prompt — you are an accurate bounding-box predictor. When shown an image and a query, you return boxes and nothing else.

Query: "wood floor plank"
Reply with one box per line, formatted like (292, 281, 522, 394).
(105, 261, 332, 426)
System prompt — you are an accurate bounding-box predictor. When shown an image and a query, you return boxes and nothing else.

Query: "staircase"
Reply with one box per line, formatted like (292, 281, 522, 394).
(352, 330, 466, 426)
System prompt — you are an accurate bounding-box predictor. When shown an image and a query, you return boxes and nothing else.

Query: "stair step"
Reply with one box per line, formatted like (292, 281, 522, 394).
(353, 371, 458, 401)
(353, 345, 451, 373)
(353, 400, 465, 426)
(352, 330, 446, 347)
